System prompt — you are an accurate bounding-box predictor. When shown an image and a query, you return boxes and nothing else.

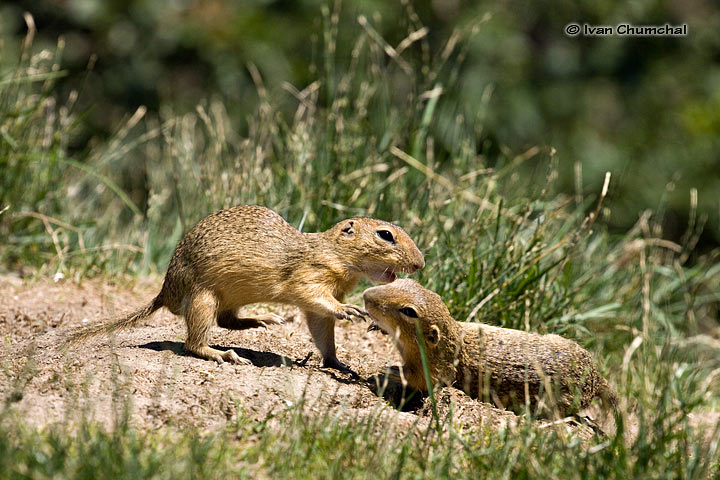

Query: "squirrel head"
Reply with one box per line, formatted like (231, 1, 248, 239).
(363, 279, 454, 365)
(327, 217, 425, 283)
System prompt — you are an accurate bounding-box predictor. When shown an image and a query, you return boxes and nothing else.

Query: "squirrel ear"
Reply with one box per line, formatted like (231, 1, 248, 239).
(427, 325, 440, 346)
(341, 220, 355, 236)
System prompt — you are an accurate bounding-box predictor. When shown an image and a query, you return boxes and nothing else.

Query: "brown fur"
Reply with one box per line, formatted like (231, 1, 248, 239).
(67, 205, 424, 370)
(363, 279, 618, 416)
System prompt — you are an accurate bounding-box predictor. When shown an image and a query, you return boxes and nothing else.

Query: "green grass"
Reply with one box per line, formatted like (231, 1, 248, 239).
(1, 9, 720, 479)
(1, 372, 718, 479)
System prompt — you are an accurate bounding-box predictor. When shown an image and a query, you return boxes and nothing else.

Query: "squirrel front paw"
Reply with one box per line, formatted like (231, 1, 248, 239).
(335, 304, 368, 322)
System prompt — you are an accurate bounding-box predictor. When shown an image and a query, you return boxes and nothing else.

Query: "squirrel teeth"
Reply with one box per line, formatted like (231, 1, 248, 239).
(367, 321, 381, 332)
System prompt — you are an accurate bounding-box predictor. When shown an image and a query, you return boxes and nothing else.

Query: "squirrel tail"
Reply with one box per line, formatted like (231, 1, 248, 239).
(65, 295, 163, 346)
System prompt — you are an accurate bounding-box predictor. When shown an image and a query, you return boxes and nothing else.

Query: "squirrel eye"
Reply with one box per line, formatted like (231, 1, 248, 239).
(377, 229, 395, 243)
(399, 307, 418, 318)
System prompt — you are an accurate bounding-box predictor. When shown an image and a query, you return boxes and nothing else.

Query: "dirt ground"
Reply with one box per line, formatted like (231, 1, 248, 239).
(0, 275, 622, 439)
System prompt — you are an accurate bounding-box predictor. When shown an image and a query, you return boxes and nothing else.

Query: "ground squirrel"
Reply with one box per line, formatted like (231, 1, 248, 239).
(67, 205, 424, 370)
(363, 279, 618, 415)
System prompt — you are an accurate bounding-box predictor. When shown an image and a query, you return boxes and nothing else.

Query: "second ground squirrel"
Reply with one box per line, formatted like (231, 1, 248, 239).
(67, 205, 424, 371)
(364, 279, 618, 415)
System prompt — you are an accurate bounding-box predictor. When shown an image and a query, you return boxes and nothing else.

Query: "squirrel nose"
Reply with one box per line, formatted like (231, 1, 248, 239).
(363, 287, 379, 305)
(413, 259, 425, 272)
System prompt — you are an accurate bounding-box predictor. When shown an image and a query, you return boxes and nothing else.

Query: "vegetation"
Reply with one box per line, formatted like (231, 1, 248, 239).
(1, 383, 718, 479)
(1, 3, 719, 479)
(2, 0, 719, 240)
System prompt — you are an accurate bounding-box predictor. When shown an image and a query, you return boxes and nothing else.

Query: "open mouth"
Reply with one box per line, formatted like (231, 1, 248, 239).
(368, 269, 397, 284)
(380, 270, 397, 283)
(364, 310, 391, 336)
(366, 319, 390, 336)
(364, 308, 385, 334)
(367, 321, 383, 333)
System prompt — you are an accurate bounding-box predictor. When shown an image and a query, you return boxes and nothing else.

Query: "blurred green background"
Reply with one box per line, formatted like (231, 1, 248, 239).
(2, 0, 719, 245)
(2, 5, 720, 475)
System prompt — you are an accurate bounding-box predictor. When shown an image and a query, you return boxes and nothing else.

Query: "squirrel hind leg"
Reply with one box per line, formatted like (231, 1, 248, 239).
(186, 344, 250, 365)
(217, 310, 285, 330)
(184, 289, 250, 365)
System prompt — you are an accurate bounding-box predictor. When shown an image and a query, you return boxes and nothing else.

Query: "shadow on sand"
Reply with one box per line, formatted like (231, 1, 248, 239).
(138, 341, 394, 390)
(138, 341, 297, 368)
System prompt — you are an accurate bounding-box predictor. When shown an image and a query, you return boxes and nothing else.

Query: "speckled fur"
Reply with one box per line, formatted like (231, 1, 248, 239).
(363, 279, 618, 416)
(67, 205, 424, 368)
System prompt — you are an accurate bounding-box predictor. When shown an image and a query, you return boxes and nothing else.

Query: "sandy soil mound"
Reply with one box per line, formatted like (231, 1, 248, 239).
(0, 275, 599, 438)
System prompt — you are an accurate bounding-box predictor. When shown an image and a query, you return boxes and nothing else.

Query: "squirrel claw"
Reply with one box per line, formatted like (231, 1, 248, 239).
(323, 357, 360, 378)
(220, 349, 251, 365)
(336, 304, 368, 322)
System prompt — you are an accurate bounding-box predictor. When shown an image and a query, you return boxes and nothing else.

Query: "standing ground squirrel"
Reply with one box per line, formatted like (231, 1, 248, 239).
(363, 279, 618, 415)
(67, 205, 424, 370)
